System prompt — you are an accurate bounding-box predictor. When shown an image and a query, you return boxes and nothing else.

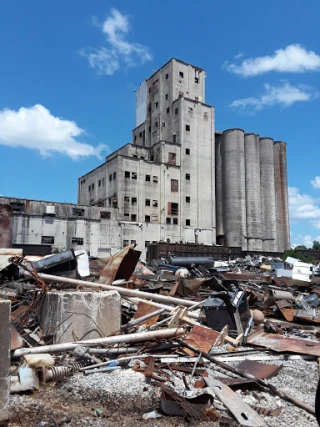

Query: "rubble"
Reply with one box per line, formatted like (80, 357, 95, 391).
(1, 247, 320, 425)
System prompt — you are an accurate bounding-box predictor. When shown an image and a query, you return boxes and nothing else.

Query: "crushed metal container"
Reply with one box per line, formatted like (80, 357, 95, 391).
(202, 290, 250, 337)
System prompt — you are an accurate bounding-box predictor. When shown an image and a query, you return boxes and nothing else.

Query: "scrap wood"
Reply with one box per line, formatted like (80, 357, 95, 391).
(175, 338, 316, 416)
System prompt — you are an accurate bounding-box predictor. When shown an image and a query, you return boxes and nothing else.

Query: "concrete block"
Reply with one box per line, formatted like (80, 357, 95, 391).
(38, 291, 121, 344)
(0, 299, 11, 422)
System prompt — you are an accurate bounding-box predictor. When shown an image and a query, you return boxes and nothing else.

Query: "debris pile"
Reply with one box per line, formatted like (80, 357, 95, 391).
(1, 245, 320, 426)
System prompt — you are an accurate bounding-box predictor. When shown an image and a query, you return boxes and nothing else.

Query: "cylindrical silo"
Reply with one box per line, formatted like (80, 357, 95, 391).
(273, 142, 284, 252)
(274, 141, 290, 250)
(244, 133, 263, 251)
(221, 129, 247, 250)
(215, 132, 224, 245)
(259, 137, 277, 252)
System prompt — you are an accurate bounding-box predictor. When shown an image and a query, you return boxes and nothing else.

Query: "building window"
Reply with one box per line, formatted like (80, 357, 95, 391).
(145, 215, 151, 222)
(173, 218, 178, 225)
(165, 73, 169, 80)
(165, 94, 168, 100)
(175, 108, 178, 115)
(155, 121, 158, 128)
(71, 237, 84, 245)
(131, 240, 136, 245)
(92, 183, 95, 190)
(131, 197, 137, 205)
(10, 202, 25, 212)
(195, 77, 199, 83)
(131, 214, 137, 221)
(195, 70, 199, 83)
(113, 172, 116, 180)
(186, 148, 190, 155)
(132, 172, 137, 180)
(149, 87, 151, 93)
(125, 171, 130, 178)
(186, 219, 190, 226)
(139, 132, 142, 137)
(124, 196, 130, 202)
(168, 153, 176, 165)
(123, 239, 129, 246)
(171, 203, 179, 215)
(171, 179, 179, 192)
(153, 200, 158, 207)
(98, 179, 101, 187)
(186, 124, 190, 131)
(72, 208, 85, 217)
(166, 217, 171, 224)
(148, 126, 151, 133)
(124, 213, 129, 218)
(179, 71, 184, 78)
(186, 196, 190, 203)
(186, 173, 190, 181)
(188, 107, 193, 114)
(145, 199, 150, 206)
(145, 241, 150, 247)
(109, 174, 112, 181)
(100, 211, 111, 219)
(88, 185, 91, 192)
(173, 134, 176, 143)
(41, 236, 54, 244)
(153, 176, 158, 183)
(167, 107, 170, 114)
(155, 102, 158, 108)
(134, 135, 137, 141)
(146, 175, 151, 182)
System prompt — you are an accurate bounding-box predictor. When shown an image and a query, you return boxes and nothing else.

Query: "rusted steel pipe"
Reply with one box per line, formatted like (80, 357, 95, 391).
(12, 328, 185, 358)
(22, 271, 197, 308)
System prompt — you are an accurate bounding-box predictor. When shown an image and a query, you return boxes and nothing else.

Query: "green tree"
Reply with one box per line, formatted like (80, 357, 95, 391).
(312, 240, 320, 250)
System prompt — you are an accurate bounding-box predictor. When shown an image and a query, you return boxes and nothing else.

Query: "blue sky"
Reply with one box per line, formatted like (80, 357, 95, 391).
(0, 0, 320, 248)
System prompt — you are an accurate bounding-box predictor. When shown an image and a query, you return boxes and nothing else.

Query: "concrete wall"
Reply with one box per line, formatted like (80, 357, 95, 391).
(0, 204, 12, 248)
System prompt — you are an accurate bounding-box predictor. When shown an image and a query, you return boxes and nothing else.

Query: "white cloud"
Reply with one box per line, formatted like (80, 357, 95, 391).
(225, 44, 320, 77)
(230, 81, 317, 110)
(289, 186, 320, 220)
(81, 9, 152, 76)
(0, 104, 107, 160)
(292, 235, 314, 248)
(311, 176, 320, 189)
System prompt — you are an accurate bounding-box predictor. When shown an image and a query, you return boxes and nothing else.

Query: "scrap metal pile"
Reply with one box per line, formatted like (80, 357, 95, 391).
(1, 245, 320, 426)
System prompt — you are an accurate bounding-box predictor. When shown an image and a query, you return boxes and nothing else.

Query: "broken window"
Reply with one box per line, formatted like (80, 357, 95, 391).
(100, 211, 111, 219)
(165, 94, 168, 100)
(134, 135, 137, 141)
(145, 199, 150, 206)
(173, 134, 176, 143)
(123, 239, 129, 246)
(179, 71, 184, 78)
(175, 108, 178, 115)
(186, 219, 190, 226)
(153, 176, 158, 183)
(41, 236, 54, 244)
(131, 214, 137, 221)
(125, 171, 130, 178)
(171, 179, 179, 192)
(145, 215, 151, 222)
(153, 200, 158, 207)
(132, 172, 137, 180)
(155, 102, 158, 108)
(186, 173, 190, 181)
(109, 174, 112, 181)
(173, 218, 178, 225)
(92, 183, 95, 190)
(88, 185, 91, 192)
(10, 202, 25, 212)
(195, 70, 199, 83)
(145, 241, 150, 247)
(146, 175, 151, 182)
(72, 237, 84, 245)
(124, 213, 129, 218)
(124, 196, 130, 202)
(165, 73, 169, 80)
(131, 240, 136, 245)
(139, 132, 142, 137)
(131, 197, 137, 205)
(188, 107, 193, 114)
(186, 196, 190, 203)
(186, 124, 190, 131)
(72, 208, 85, 217)
(171, 203, 179, 215)
(186, 148, 190, 155)
(113, 172, 116, 180)
(166, 217, 171, 224)
(168, 153, 176, 165)
(167, 107, 170, 114)
(98, 179, 101, 187)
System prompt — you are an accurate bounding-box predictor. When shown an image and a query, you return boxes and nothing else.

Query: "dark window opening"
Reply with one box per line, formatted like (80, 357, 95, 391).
(188, 107, 193, 114)
(98, 179, 101, 187)
(113, 172, 116, 180)
(155, 121, 158, 128)
(100, 211, 111, 219)
(131, 214, 137, 221)
(165, 73, 169, 80)
(167, 107, 170, 114)
(153, 176, 158, 183)
(134, 135, 137, 141)
(166, 217, 171, 224)
(41, 236, 54, 244)
(92, 183, 95, 190)
(186, 124, 190, 131)
(186, 148, 190, 155)
(131, 240, 136, 245)
(10, 202, 25, 213)
(195, 77, 199, 83)
(173, 218, 178, 225)
(123, 239, 129, 246)
(153, 200, 158, 207)
(186, 173, 190, 181)
(132, 172, 137, 180)
(131, 197, 137, 205)
(146, 175, 151, 182)
(168, 153, 176, 165)
(124, 196, 130, 202)
(125, 171, 130, 178)
(139, 132, 142, 137)
(145, 199, 150, 206)
(171, 179, 179, 192)
(145, 215, 151, 222)
(145, 241, 150, 247)
(179, 71, 184, 78)
(175, 108, 178, 115)
(186, 196, 190, 203)
(148, 126, 151, 133)
(165, 93, 168, 100)
(88, 185, 91, 192)
(186, 219, 191, 226)
(72, 208, 85, 217)
(171, 203, 179, 215)
(155, 102, 158, 108)
(71, 237, 84, 245)
(109, 174, 112, 181)
(124, 213, 129, 217)
(149, 87, 151, 93)
(173, 134, 176, 143)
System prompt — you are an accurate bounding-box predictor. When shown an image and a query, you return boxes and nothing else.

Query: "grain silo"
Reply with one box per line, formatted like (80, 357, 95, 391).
(215, 132, 224, 245)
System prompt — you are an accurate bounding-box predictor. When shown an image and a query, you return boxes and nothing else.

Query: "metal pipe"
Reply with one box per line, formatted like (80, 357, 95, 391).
(121, 308, 165, 330)
(23, 271, 197, 308)
(127, 298, 201, 319)
(84, 366, 122, 375)
(12, 328, 185, 358)
(88, 343, 179, 355)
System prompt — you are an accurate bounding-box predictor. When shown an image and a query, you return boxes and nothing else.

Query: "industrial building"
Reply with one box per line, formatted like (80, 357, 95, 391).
(0, 58, 290, 257)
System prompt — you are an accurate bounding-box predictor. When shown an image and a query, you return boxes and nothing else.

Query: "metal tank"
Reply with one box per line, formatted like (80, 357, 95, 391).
(275, 141, 290, 250)
(215, 133, 224, 245)
(221, 129, 247, 249)
(259, 138, 277, 252)
(273, 142, 284, 252)
(244, 133, 263, 251)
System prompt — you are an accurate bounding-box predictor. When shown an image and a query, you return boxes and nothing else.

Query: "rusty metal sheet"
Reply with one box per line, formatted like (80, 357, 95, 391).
(133, 301, 160, 327)
(236, 360, 283, 379)
(99, 244, 141, 285)
(11, 304, 30, 321)
(10, 325, 24, 350)
(218, 377, 257, 388)
(247, 329, 320, 356)
(177, 278, 204, 297)
(275, 300, 295, 322)
(184, 325, 220, 356)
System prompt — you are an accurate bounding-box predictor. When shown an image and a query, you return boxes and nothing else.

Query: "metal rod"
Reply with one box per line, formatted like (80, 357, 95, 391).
(127, 298, 201, 320)
(176, 339, 315, 416)
(12, 328, 185, 358)
(121, 308, 165, 330)
(23, 271, 198, 307)
(84, 366, 122, 375)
